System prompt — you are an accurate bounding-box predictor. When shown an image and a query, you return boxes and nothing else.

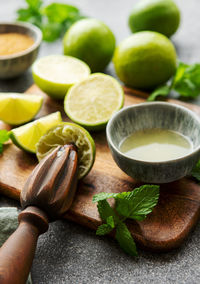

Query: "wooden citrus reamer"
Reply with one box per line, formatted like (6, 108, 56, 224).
(0, 144, 79, 284)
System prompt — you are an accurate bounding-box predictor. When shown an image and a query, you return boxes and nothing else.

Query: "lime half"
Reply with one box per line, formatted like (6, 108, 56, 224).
(0, 93, 43, 125)
(36, 123, 96, 179)
(10, 112, 62, 153)
(64, 73, 124, 131)
(32, 55, 91, 99)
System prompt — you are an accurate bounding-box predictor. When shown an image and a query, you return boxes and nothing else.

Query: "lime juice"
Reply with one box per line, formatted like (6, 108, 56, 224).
(120, 128, 193, 162)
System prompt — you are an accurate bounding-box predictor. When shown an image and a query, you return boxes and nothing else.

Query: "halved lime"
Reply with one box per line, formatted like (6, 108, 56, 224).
(64, 73, 124, 130)
(10, 112, 62, 153)
(32, 55, 91, 99)
(36, 123, 96, 179)
(0, 93, 43, 125)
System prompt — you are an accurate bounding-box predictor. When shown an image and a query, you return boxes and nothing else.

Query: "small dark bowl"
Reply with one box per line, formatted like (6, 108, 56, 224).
(106, 102, 200, 183)
(0, 22, 42, 79)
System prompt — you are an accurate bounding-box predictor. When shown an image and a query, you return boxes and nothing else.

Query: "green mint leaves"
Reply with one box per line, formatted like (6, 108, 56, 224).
(148, 85, 171, 102)
(93, 185, 160, 257)
(173, 62, 200, 98)
(115, 222, 138, 256)
(148, 62, 200, 101)
(0, 130, 10, 154)
(191, 160, 200, 182)
(17, 0, 43, 28)
(17, 0, 83, 42)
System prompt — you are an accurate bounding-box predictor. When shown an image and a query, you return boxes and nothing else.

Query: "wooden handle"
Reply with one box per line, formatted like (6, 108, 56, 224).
(0, 206, 49, 284)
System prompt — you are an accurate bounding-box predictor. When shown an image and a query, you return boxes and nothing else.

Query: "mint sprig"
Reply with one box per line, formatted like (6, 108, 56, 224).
(148, 61, 200, 101)
(93, 185, 160, 257)
(0, 130, 10, 154)
(17, 0, 83, 42)
(191, 160, 200, 182)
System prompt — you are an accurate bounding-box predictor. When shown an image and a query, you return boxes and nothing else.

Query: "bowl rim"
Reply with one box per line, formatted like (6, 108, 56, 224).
(0, 21, 42, 60)
(106, 101, 200, 165)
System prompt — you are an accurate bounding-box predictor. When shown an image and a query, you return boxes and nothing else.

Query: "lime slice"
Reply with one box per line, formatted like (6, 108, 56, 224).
(36, 123, 96, 179)
(10, 112, 62, 153)
(32, 55, 91, 100)
(64, 73, 124, 130)
(0, 93, 43, 125)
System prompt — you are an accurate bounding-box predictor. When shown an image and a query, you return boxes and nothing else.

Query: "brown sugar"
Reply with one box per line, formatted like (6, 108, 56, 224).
(0, 33, 34, 56)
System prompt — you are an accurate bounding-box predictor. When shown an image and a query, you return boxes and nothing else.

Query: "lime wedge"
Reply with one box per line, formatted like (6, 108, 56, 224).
(64, 73, 124, 130)
(36, 123, 95, 179)
(32, 55, 91, 99)
(0, 93, 43, 125)
(10, 112, 62, 153)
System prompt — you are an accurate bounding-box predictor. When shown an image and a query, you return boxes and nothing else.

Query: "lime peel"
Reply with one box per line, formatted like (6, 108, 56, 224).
(63, 18, 116, 72)
(10, 112, 62, 153)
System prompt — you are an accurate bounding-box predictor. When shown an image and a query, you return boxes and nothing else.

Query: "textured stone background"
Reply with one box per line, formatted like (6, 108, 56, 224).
(1, 0, 200, 283)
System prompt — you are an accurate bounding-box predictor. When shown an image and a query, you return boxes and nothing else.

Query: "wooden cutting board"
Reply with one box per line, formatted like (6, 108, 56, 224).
(1, 85, 200, 252)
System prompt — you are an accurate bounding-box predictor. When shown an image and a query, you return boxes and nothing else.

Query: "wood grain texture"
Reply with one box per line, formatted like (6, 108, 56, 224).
(1, 84, 200, 251)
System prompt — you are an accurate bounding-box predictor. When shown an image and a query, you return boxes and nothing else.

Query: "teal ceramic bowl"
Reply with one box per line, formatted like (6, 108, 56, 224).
(0, 22, 42, 79)
(106, 102, 200, 183)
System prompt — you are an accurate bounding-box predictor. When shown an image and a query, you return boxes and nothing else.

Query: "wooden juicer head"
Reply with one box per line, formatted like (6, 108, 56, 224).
(21, 144, 78, 221)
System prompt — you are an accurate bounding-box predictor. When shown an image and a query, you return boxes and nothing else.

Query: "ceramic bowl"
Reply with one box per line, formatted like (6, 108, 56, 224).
(106, 102, 200, 183)
(0, 22, 42, 79)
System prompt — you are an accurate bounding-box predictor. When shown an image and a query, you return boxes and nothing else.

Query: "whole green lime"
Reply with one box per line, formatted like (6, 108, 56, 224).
(113, 31, 177, 90)
(63, 18, 115, 72)
(128, 0, 181, 38)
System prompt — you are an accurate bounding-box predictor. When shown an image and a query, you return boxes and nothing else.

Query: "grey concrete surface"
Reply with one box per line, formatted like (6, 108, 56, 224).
(1, 0, 200, 283)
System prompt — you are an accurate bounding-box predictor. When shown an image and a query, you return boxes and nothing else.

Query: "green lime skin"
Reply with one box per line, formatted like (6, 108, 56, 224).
(113, 31, 177, 90)
(128, 0, 181, 38)
(32, 71, 71, 100)
(63, 18, 116, 72)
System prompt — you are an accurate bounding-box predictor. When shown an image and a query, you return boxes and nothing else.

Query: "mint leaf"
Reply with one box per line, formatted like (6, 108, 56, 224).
(42, 22, 63, 42)
(17, 0, 42, 27)
(106, 216, 115, 229)
(148, 61, 200, 101)
(191, 160, 200, 182)
(172, 62, 200, 98)
(0, 130, 10, 154)
(17, 8, 42, 27)
(96, 224, 113, 236)
(172, 62, 189, 84)
(115, 222, 138, 257)
(93, 192, 118, 203)
(115, 185, 159, 220)
(17, 8, 34, 21)
(26, 0, 42, 10)
(94, 185, 159, 221)
(148, 85, 171, 101)
(42, 3, 80, 23)
(16, 0, 84, 42)
(97, 200, 117, 222)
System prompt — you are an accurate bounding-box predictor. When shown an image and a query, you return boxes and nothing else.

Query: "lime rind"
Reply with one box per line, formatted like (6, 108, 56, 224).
(0, 93, 43, 125)
(10, 130, 36, 154)
(10, 112, 62, 153)
(36, 122, 96, 179)
(64, 73, 124, 131)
